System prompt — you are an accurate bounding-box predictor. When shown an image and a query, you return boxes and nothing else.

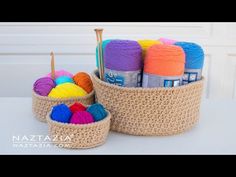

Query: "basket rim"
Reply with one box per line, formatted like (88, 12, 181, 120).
(91, 69, 204, 91)
(46, 109, 111, 128)
(32, 89, 95, 101)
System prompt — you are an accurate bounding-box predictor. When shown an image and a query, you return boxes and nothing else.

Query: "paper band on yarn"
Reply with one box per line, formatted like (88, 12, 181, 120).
(182, 69, 202, 85)
(104, 68, 142, 87)
(142, 73, 182, 88)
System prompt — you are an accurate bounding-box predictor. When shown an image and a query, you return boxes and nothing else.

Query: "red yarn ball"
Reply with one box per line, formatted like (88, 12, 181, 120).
(69, 102, 86, 113)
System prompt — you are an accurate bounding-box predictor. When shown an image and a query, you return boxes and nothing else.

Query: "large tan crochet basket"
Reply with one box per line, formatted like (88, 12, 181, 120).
(91, 70, 204, 136)
(46, 109, 111, 149)
(32, 90, 95, 122)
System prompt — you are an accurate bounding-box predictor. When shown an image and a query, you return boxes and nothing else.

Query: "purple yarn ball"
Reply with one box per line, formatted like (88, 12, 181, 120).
(33, 77, 55, 96)
(104, 40, 143, 71)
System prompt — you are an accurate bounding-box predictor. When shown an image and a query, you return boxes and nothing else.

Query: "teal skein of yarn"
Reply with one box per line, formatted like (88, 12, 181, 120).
(87, 103, 107, 122)
(51, 104, 72, 123)
(96, 39, 112, 67)
(55, 76, 74, 85)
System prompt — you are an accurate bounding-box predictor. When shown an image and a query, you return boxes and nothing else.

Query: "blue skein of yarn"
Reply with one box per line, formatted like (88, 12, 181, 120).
(96, 39, 112, 67)
(51, 104, 72, 123)
(87, 103, 107, 122)
(174, 42, 204, 69)
(55, 76, 74, 85)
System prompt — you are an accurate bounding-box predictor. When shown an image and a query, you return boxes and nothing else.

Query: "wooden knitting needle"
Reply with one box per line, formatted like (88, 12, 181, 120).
(50, 51, 55, 80)
(94, 28, 104, 80)
(98, 29, 104, 80)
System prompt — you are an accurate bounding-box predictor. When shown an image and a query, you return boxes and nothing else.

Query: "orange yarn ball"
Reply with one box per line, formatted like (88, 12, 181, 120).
(73, 72, 93, 93)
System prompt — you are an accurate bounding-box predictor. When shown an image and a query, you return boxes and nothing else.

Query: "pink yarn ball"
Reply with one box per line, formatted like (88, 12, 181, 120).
(70, 111, 94, 124)
(159, 38, 177, 45)
(46, 70, 73, 79)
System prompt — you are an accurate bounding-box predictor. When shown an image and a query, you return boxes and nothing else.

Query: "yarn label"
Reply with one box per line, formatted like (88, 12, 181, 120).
(142, 73, 182, 88)
(104, 68, 142, 87)
(182, 69, 202, 85)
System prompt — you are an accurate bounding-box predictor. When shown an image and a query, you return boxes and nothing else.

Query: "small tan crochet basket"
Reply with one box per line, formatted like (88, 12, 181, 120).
(91, 70, 204, 136)
(32, 90, 95, 122)
(46, 109, 111, 149)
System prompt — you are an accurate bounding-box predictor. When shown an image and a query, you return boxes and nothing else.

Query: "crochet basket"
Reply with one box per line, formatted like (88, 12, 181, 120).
(32, 90, 95, 122)
(91, 70, 204, 136)
(46, 108, 111, 149)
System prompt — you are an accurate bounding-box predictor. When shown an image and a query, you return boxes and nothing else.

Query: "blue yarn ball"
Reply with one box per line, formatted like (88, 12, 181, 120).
(174, 42, 204, 69)
(87, 103, 107, 122)
(51, 104, 72, 123)
(96, 40, 112, 67)
(55, 76, 74, 85)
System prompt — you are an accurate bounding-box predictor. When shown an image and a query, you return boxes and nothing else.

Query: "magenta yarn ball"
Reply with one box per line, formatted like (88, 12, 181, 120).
(70, 111, 94, 124)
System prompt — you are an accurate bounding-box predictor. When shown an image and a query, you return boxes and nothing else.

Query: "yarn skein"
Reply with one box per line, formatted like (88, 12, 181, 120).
(137, 40, 162, 60)
(46, 70, 73, 79)
(48, 83, 87, 98)
(55, 76, 74, 85)
(33, 77, 55, 96)
(174, 42, 204, 84)
(142, 44, 185, 88)
(104, 40, 143, 87)
(70, 111, 94, 124)
(159, 38, 177, 45)
(87, 103, 107, 122)
(51, 104, 72, 123)
(96, 39, 112, 67)
(69, 102, 87, 113)
(73, 72, 93, 93)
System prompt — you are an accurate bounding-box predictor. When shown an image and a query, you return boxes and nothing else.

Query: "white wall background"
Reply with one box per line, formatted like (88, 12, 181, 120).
(0, 22, 235, 100)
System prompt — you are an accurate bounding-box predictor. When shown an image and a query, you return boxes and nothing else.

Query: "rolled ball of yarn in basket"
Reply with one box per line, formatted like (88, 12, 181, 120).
(137, 40, 162, 60)
(70, 111, 94, 124)
(73, 72, 93, 93)
(48, 83, 87, 98)
(69, 102, 87, 113)
(55, 76, 74, 85)
(174, 42, 204, 84)
(51, 104, 72, 123)
(159, 38, 177, 45)
(46, 70, 73, 79)
(96, 39, 112, 67)
(87, 103, 107, 122)
(104, 40, 142, 87)
(142, 44, 185, 88)
(33, 77, 55, 96)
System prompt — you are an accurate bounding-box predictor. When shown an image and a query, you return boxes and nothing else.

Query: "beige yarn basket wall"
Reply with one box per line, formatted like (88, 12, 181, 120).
(91, 70, 204, 136)
(32, 90, 95, 122)
(46, 110, 111, 149)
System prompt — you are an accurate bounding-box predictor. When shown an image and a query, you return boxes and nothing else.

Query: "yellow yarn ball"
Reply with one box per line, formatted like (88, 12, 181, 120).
(48, 83, 87, 98)
(138, 40, 162, 60)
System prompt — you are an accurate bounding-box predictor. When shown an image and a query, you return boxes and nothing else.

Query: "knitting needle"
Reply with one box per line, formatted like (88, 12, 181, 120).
(98, 29, 104, 80)
(94, 28, 104, 80)
(50, 51, 55, 80)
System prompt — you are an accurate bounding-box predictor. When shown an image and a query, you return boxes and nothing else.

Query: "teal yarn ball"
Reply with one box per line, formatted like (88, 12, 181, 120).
(51, 104, 72, 123)
(96, 39, 112, 67)
(87, 103, 107, 122)
(55, 76, 74, 85)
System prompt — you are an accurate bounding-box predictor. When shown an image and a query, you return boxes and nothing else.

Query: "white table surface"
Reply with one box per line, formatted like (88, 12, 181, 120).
(0, 97, 236, 155)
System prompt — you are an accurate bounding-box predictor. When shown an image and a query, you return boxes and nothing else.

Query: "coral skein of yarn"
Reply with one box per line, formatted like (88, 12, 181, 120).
(51, 104, 72, 123)
(70, 111, 94, 124)
(73, 72, 93, 93)
(33, 77, 56, 96)
(159, 38, 177, 45)
(69, 102, 87, 113)
(46, 70, 73, 79)
(137, 40, 162, 60)
(104, 40, 143, 87)
(96, 39, 112, 67)
(87, 103, 107, 122)
(142, 44, 185, 88)
(48, 83, 87, 98)
(174, 42, 204, 84)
